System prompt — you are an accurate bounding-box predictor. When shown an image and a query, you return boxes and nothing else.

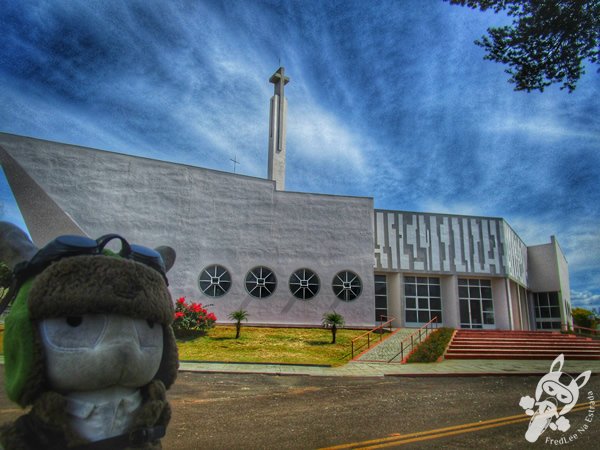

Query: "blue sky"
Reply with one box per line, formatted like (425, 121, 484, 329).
(1, 0, 599, 310)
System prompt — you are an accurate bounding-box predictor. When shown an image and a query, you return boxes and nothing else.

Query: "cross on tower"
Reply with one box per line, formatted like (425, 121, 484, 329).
(267, 66, 290, 191)
(269, 67, 289, 153)
(230, 155, 240, 173)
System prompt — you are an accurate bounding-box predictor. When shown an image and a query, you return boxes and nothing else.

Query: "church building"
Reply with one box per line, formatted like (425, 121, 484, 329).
(0, 68, 572, 331)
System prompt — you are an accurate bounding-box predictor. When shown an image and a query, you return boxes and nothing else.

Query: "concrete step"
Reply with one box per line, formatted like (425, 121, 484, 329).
(446, 347, 600, 355)
(444, 330, 600, 361)
(449, 345, 600, 352)
(453, 333, 583, 339)
(445, 353, 600, 360)
(451, 338, 599, 344)
(454, 336, 583, 341)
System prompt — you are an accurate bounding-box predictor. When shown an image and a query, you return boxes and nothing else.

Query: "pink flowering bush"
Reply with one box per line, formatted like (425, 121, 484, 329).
(173, 297, 217, 337)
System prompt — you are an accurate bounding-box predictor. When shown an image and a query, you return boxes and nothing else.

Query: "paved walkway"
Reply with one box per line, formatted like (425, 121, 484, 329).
(178, 357, 600, 377)
(1, 355, 599, 379)
(356, 328, 422, 362)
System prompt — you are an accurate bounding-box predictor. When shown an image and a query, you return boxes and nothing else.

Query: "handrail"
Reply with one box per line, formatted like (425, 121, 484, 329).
(388, 316, 439, 363)
(351, 316, 396, 359)
(573, 325, 600, 336)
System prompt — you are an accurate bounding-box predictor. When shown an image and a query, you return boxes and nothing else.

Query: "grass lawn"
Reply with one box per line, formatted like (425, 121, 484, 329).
(176, 326, 369, 366)
(0, 325, 372, 367)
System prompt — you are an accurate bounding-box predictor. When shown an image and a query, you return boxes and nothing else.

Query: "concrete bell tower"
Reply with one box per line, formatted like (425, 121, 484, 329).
(267, 67, 289, 190)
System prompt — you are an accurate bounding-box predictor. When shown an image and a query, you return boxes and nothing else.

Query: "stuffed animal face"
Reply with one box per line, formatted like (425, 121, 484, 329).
(0, 222, 180, 448)
(0, 223, 179, 407)
(40, 314, 164, 393)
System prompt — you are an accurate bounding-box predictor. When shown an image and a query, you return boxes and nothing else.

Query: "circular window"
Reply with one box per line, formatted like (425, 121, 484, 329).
(332, 270, 362, 301)
(245, 266, 277, 298)
(289, 268, 320, 300)
(198, 264, 231, 297)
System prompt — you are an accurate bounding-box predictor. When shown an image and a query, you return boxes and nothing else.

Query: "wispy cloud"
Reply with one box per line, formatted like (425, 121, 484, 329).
(488, 116, 600, 142)
(571, 290, 600, 310)
(1, 0, 599, 303)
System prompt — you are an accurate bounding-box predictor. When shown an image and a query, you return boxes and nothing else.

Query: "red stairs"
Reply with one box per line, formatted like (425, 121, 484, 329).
(445, 330, 600, 360)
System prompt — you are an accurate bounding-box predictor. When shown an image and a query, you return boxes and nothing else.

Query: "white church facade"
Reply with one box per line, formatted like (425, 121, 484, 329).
(0, 68, 572, 331)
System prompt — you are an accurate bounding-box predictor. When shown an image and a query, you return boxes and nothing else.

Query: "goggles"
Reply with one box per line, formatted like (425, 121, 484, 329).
(0, 234, 168, 315)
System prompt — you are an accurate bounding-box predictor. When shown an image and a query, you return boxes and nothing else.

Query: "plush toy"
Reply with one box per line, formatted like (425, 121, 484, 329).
(0, 222, 178, 449)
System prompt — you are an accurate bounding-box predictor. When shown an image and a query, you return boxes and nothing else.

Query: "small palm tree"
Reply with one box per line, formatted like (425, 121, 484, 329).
(228, 309, 249, 339)
(322, 311, 345, 344)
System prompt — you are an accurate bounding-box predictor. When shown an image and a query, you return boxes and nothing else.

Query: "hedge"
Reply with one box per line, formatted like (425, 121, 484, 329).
(406, 327, 454, 363)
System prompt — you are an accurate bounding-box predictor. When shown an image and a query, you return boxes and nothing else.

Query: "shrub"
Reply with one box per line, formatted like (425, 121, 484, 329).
(173, 297, 216, 336)
(406, 327, 454, 363)
(228, 309, 249, 339)
(322, 311, 345, 344)
(572, 307, 597, 330)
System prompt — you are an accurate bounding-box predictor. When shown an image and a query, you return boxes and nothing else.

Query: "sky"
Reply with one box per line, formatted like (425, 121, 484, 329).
(0, 0, 599, 310)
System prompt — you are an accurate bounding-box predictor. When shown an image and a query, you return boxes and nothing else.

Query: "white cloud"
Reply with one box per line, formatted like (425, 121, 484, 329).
(488, 116, 600, 142)
(571, 290, 600, 309)
(509, 216, 600, 268)
(419, 200, 485, 217)
(288, 102, 370, 176)
(507, 217, 560, 247)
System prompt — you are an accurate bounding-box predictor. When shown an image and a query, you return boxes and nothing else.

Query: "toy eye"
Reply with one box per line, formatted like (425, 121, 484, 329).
(134, 318, 163, 348)
(40, 315, 107, 349)
(66, 316, 83, 327)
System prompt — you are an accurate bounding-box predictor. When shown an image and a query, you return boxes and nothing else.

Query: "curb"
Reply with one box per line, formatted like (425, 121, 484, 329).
(180, 359, 332, 368)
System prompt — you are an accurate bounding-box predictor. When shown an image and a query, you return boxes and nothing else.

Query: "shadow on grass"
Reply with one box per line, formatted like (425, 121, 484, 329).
(208, 336, 243, 342)
(306, 340, 333, 346)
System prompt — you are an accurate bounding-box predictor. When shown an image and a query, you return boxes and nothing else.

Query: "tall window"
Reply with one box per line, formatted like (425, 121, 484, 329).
(458, 278, 494, 329)
(534, 292, 561, 330)
(404, 276, 442, 325)
(374, 275, 388, 322)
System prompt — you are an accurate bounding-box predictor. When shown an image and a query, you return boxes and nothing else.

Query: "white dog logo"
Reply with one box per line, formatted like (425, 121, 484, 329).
(519, 354, 591, 443)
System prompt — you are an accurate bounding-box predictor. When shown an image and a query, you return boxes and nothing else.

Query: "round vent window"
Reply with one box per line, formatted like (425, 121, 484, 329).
(332, 270, 362, 301)
(198, 264, 231, 297)
(289, 268, 320, 300)
(245, 266, 277, 298)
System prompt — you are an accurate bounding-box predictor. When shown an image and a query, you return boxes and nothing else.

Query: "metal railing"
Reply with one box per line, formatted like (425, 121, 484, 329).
(573, 325, 600, 337)
(351, 316, 396, 359)
(388, 316, 439, 363)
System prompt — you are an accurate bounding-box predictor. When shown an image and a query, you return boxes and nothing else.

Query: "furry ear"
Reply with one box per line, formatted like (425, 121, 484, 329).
(550, 354, 564, 373)
(155, 246, 176, 272)
(0, 221, 38, 269)
(575, 370, 592, 389)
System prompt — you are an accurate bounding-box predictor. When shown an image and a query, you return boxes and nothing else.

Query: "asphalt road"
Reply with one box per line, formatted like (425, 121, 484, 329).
(1, 371, 599, 449)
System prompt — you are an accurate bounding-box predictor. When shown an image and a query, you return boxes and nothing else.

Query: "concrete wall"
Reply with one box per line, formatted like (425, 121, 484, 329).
(501, 222, 528, 287)
(441, 275, 458, 328)
(0, 133, 376, 327)
(373, 210, 528, 288)
(385, 273, 402, 328)
(374, 210, 506, 275)
(515, 285, 531, 330)
(527, 242, 561, 292)
(509, 280, 522, 330)
(491, 278, 511, 330)
(554, 236, 572, 327)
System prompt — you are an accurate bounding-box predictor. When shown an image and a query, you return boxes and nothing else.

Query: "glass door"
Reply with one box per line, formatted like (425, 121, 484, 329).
(374, 275, 388, 322)
(458, 279, 494, 329)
